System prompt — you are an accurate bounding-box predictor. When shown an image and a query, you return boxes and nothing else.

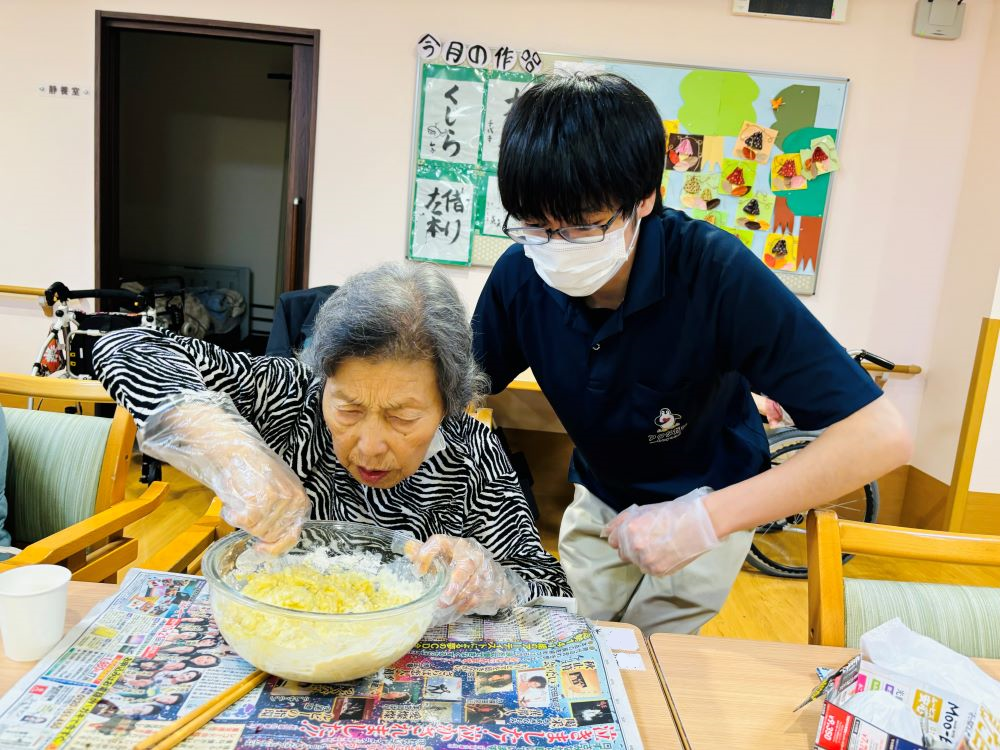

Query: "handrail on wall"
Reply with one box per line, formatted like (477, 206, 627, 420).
(861, 362, 922, 375)
(0, 285, 46, 298)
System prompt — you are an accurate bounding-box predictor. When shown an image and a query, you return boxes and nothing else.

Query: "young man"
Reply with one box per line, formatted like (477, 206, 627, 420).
(472, 74, 911, 636)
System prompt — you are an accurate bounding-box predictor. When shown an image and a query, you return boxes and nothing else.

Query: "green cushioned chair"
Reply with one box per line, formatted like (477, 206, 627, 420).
(844, 578, 1000, 658)
(0, 373, 168, 582)
(807, 509, 1000, 659)
(5, 408, 116, 543)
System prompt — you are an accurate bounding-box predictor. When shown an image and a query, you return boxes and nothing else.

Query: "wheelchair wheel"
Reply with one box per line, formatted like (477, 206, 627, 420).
(745, 428, 879, 579)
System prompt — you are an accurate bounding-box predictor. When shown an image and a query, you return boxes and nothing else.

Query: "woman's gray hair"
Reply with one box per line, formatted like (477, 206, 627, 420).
(302, 262, 489, 419)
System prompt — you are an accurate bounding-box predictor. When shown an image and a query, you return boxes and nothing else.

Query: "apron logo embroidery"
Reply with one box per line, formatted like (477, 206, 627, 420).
(649, 408, 687, 444)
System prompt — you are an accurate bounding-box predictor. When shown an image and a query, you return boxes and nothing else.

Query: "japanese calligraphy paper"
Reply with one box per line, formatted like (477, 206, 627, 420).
(0, 569, 644, 749)
(412, 178, 475, 264)
(420, 76, 484, 166)
(483, 175, 507, 238)
(482, 78, 531, 164)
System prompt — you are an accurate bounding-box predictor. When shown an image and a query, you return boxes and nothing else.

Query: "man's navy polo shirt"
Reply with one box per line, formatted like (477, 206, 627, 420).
(472, 209, 882, 512)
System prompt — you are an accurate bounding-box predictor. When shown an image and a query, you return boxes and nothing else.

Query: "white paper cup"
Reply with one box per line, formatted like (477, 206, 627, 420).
(0, 564, 72, 661)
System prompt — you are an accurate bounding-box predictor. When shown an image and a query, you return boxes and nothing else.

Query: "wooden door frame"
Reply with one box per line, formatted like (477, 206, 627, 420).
(95, 11, 320, 294)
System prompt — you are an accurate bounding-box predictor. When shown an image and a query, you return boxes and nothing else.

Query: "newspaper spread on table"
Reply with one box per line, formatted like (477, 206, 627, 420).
(0, 569, 643, 749)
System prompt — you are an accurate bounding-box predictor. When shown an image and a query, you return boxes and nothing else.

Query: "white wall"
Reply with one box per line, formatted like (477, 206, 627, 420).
(119, 32, 291, 310)
(0, 0, 996, 474)
(912, 0, 1000, 483)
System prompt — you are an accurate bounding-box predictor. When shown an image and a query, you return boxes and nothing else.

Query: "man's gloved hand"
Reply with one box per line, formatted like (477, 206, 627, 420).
(405, 535, 530, 626)
(602, 487, 720, 577)
(139, 391, 311, 556)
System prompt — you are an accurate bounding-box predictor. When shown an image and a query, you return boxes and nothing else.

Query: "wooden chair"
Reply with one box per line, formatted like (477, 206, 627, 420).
(807, 509, 1000, 657)
(0, 373, 168, 582)
(141, 498, 233, 576)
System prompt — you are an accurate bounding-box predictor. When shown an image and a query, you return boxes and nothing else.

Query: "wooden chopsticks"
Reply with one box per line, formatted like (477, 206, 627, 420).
(132, 670, 267, 750)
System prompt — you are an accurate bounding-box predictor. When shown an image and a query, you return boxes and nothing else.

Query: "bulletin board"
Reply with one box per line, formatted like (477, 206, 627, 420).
(407, 36, 848, 295)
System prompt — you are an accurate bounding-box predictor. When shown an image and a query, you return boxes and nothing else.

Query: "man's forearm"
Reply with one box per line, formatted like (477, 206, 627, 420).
(705, 395, 913, 538)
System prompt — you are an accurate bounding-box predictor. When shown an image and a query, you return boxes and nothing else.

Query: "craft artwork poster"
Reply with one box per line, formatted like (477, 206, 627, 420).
(723, 226, 755, 249)
(736, 193, 776, 231)
(771, 154, 808, 192)
(679, 173, 721, 210)
(734, 121, 778, 163)
(764, 233, 799, 271)
(719, 158, 758, 197)
(666, 133, 704, 172)
(801, 135, 841, 179)
(687, 208, 728, 227)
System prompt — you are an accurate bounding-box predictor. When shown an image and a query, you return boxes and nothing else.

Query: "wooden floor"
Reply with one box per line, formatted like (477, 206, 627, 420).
(125, 456, 1000, 643)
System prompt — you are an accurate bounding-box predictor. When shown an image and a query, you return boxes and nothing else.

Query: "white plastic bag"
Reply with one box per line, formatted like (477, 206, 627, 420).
(860, 618, 1000, 716)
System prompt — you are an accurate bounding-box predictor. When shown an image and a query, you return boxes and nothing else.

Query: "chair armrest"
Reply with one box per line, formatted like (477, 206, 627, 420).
(5, 482, 169, 567)
(142, 498, 233, 574)
(0, 373, 115, 403)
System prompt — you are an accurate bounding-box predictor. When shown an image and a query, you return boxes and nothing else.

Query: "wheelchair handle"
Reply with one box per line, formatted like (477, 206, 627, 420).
(44, 282, 153, 310)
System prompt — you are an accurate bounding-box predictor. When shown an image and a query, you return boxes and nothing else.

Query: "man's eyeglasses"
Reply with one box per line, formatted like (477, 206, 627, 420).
(503, 208, 624, 245)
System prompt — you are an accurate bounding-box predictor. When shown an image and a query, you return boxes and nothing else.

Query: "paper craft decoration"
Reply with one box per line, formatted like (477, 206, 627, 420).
(719, 158, 757, 197)
(667, 133, 704, 172)
(800, 135, 841, 179)
(679, 173, 720, 210)
(764, 233, 799, 271)
(771, 154, 808, 191)
(736, 193, 775, 231)
(723, 226, 754, 249)
(688, 208, 727, 227)
(735, 121, 778, 163)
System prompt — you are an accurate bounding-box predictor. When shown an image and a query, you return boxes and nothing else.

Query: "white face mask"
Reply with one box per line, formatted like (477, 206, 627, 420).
(524, 210, 641, 297)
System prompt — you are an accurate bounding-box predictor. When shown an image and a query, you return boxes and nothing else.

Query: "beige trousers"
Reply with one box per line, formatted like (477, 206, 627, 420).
(558, 484, 754, 637)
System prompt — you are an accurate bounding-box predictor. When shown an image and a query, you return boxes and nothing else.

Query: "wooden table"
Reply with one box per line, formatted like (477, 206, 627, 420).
(649, 633, 1000, 749)
(2, 583, 674, 749)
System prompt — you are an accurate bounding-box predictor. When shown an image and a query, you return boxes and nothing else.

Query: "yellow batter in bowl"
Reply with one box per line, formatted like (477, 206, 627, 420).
(202, 521, 447, 683)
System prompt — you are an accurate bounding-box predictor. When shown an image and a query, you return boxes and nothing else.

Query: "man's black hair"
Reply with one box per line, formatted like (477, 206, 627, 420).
(498, 73, 665, 226)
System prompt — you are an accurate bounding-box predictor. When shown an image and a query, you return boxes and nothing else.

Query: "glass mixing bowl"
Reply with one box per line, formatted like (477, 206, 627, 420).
(202, 521, 447, 683)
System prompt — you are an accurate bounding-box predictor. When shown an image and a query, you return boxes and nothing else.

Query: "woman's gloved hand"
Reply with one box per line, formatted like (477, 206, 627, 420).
(138, 391, 311, 555)
(404, 535, 530, 626)
(602, 487, 721, 577)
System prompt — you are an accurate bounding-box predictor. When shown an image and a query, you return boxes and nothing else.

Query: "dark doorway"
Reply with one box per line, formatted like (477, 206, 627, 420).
(95, 12, 319, 351)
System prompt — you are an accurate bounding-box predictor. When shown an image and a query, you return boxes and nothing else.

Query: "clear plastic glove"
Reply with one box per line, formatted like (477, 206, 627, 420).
(404, 535, 531, 626)
(138, 391, 311, 556)
(602, 487, 720, 577)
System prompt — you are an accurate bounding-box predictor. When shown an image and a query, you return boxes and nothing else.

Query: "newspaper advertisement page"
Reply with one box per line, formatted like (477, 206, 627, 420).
(0, 569, 642, 749)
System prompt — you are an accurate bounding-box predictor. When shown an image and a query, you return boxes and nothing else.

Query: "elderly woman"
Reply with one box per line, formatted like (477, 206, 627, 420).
(92, 262, 568, 621)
